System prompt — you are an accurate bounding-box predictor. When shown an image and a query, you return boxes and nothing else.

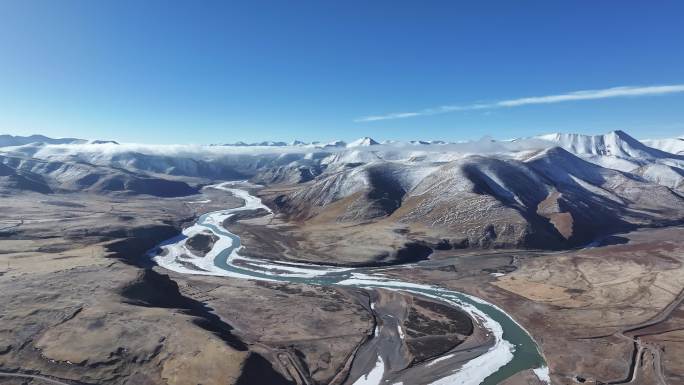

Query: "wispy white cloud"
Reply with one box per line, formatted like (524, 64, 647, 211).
(355, 84, 684, 122)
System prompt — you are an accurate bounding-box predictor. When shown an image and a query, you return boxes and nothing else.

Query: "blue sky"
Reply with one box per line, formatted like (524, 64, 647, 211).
(1, 1, 684, 144)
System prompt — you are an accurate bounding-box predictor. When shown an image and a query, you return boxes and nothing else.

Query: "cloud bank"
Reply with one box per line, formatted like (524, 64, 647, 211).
(356, 84, 684, 122)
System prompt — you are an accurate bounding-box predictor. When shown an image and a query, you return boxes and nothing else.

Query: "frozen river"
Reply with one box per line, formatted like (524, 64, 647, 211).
(151, 182, 549, 385)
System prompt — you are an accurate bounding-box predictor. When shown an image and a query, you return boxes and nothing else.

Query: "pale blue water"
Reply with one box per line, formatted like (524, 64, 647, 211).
(161, 197, 546, 384)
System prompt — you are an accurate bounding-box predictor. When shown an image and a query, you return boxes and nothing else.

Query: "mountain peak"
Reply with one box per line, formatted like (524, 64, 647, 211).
(0, 134, 86, 147)
(536, 130, 671, 159)
(347, 137, 379, 148)
(607, 129, 639, 143)
(323, 140, 347, 148)
(91, 140, 119, 145)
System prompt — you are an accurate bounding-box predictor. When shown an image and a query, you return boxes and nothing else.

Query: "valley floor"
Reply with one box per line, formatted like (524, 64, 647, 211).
(1, 188, 683, 385)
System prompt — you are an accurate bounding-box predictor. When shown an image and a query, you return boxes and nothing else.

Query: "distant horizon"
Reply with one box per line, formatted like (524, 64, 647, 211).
(1, 127, 682, 147)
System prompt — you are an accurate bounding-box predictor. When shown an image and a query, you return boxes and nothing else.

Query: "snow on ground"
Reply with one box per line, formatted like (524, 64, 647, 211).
(533, 366, 551, 384)
(6, 130, 684, 195)
(417, 293, 515, 385)
(536, 130, 659, 159)
(352, 356, 385, 385)
(635, 163, 684, 190)
(338, 274, 439, 290)
(643, 137, 684, 155)
(235, 257, 353, 276)
(426, 354, 455, 367)
(336, 274, 519, 385)
(153, 182, 355, 279)
(151, 185, 543, 385)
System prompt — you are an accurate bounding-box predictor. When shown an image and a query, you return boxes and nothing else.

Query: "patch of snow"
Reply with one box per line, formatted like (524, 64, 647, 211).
(635, 163, 684, 190)
(154, 182, 355, 279)
(352, 356, 384, 385)
(426, 354, 455, 367)
(336, 274, 519, 385)
(418, 294, 515, 385)
(151, 186, 546, 385)
(533, 366, 551, 384)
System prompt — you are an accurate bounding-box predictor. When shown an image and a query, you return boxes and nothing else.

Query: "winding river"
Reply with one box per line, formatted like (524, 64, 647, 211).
(151, 182, 548, 385)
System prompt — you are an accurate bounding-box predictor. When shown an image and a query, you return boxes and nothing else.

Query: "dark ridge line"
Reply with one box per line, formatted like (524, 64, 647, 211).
(605, 340, 640, 385)
(235, 353, 295, 385)
(119, 269, 248, 351)
(107, 230, 248, 351)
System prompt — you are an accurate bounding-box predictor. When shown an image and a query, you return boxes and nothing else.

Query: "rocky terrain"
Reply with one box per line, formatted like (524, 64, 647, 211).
(248, 134, 684, 266)
(1, 130, 684, 384)
(0, 154, 198, 197)
(0, 191, 374, 385)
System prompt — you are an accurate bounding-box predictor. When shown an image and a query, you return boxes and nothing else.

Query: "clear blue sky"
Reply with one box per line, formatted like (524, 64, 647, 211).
(1, 1, 684, 144)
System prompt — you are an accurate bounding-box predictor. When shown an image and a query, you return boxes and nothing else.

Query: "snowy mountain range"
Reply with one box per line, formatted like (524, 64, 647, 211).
(643, 137, 684, 155)
(2, 130, 683, 189)
(1, 130, 683, 249)
(0, 134, 86, 147)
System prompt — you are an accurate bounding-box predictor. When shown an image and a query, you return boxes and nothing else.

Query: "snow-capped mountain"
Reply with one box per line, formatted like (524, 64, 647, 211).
(535, 130, 672, 160)
(0, 131, 684, 206)
(1, 130, 682, 251)
(323, 140, 347, 148)
(643, 137, 684, 155)
(218, 140, 289, 147)
(266, 143, 684, 249)
(0, 134, 86, 147)
(535, 131, 684, 187)
(347, 137, 379, 147)
(90, 140, 120, 145)
(0, 153, 196, 196)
